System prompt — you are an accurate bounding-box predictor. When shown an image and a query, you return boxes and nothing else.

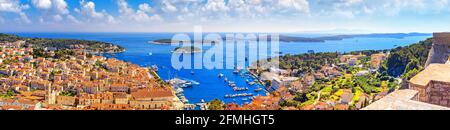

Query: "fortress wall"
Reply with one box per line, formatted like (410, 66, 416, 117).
(409, 81, 450, 107)
(433, 33, 450, 45)
(409, 83, 430, 102)
(428, 81, 450, 107)
(426, 33, 450, 67)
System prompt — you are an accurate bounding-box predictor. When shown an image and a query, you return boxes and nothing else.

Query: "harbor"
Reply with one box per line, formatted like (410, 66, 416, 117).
(14, 33, 431, 108)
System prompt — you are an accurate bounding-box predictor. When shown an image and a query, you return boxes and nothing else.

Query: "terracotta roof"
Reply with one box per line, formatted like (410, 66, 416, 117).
(131, 87, 174, 99)
(410, 64, 450, 86)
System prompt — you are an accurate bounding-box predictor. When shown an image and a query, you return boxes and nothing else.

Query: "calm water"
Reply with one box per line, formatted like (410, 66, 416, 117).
(12, 32, 431, 105)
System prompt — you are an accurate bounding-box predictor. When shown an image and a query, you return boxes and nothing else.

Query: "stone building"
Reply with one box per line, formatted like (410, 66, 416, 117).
(409, 64, 450, 107)
(129, 88, 175, 109)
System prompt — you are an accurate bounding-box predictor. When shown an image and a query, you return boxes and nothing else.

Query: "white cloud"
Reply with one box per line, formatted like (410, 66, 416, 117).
(139, 3, 154, 13)
(31, 0, 69, 23)
(311, 0, 450, 18)
(53, 0, 69, 15)
(19, 12, 31, 24)
(77, 0, 116, 24)
(202, 0, 229, 12)
(32, 0, 68, 14)
(277, 0, 309, 13)
(0, 0, 30, 24)
(66, 14, 81, 24)
(0, 0, 29, 13)
(32, 0, 52, 10)
(53, 14, 63, 21)
(117, 0, 163, 23)
(161, 0, 178, 13)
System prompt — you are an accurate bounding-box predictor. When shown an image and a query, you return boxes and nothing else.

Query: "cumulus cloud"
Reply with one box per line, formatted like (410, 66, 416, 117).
(31, 0, 70, 23)
(117, 0, 163, 23)
(0, 0, 31, 24)
(139, 3, 154, 13)
(312, 0, 450, 18)
(32, 0, 69, 14)
(161, 0, 178, 13)
(277, 0, 310, 13)
(0, 0, 29, 13)
(66, 14, 81, 24)
(76, 0, 116, 24)
(202, 0, 229, 12)
(32, 0, 52, 10)
(3, 0, 450, 32)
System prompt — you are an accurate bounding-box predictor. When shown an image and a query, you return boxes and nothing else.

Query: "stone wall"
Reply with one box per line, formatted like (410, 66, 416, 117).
(428, 81, 450, 107)
(409, 83, 430, 102)
(433, 33, 450, 45)
(410, 81, 450, 107)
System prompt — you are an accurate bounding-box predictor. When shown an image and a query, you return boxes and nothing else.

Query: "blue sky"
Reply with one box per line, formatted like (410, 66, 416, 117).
(1, 0, 450, 33)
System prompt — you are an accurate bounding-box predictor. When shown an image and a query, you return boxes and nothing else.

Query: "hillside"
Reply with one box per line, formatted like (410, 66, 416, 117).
(0, 33, 125, 54)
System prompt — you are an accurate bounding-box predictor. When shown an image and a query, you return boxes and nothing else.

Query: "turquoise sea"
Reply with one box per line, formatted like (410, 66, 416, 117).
(12, 32, 431, 105)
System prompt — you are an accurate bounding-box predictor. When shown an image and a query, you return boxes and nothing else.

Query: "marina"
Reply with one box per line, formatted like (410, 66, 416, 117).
(224, 93, 254, 98)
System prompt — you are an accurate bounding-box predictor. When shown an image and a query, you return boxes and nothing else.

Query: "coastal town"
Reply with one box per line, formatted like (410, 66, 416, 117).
(0, 32, 449, 110)
(0, 35, 185, 110)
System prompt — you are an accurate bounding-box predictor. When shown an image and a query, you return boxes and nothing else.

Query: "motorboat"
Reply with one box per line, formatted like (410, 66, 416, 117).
(254, 88, 263, 92)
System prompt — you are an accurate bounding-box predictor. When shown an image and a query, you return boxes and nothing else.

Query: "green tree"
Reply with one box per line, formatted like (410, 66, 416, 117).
(208, 99, 225, 110)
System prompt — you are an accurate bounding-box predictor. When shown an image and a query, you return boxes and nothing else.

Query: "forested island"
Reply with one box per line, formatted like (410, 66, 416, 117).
(0, 33, 125, 54)
(150, 33, 430, 44)
(173, 46, 202, 54)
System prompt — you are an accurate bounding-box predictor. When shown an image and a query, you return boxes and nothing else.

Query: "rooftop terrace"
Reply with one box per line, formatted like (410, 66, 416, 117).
(409, 64, 450, 86)
(362, 89, 450, 110)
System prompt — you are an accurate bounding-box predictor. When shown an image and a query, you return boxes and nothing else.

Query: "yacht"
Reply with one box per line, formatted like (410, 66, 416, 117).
(248, 81, 256, 85)
(175, 88, 184, 94)
(167, 78, 199, 88)
(151, 65, 159, 72)
(218, 73, 224, 78)
(254, 88, 263, 92)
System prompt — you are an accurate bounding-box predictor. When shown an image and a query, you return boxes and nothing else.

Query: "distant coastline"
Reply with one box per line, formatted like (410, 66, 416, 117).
(149, 33, 431, 44)
(0, 33, 125, 54)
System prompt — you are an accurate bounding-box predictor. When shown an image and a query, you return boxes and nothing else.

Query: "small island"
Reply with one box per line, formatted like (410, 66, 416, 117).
(173, 46, 202, 54)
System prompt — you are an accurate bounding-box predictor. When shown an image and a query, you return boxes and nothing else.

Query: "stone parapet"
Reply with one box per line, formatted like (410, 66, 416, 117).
(433, 33, 450, 45)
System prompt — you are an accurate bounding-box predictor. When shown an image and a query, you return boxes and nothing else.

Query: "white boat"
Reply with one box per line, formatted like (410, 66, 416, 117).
(248, 82, 256, 85)
(175, 88, 184, 94)
(167, 78, 199, 88)
(148, 52, 153, 56)
(218, 73, 224, 78)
